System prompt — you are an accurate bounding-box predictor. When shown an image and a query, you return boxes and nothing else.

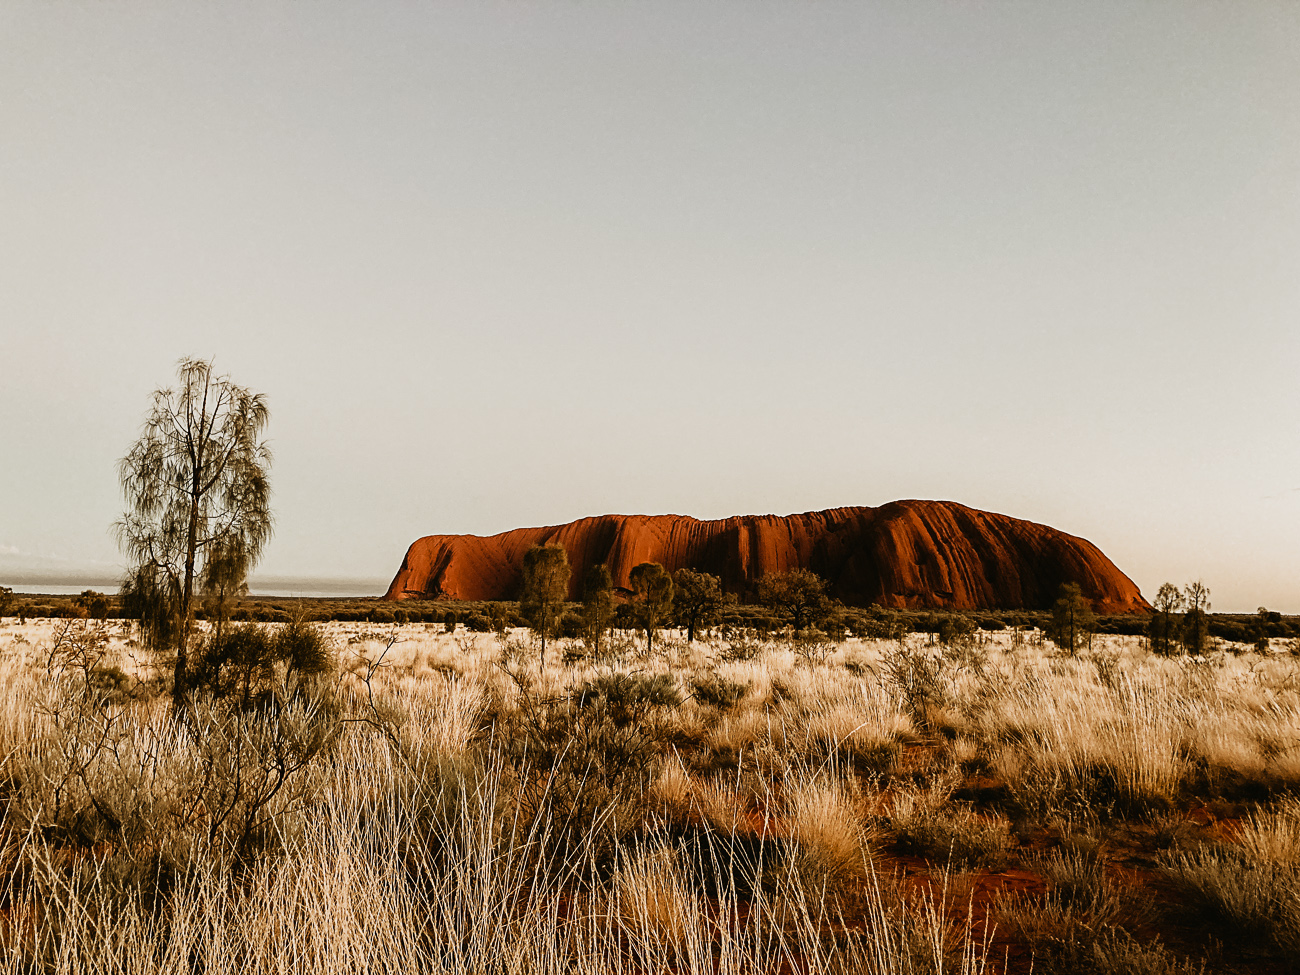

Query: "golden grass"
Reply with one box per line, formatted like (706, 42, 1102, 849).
(3, 615, 1300, 973)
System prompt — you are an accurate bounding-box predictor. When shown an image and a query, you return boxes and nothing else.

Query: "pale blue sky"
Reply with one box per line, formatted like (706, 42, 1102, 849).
(2, 2, 1298, 611)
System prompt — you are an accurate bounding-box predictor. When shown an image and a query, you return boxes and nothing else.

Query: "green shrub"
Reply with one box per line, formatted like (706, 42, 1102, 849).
(574, 673, 682, 726)
(192, 620, 335, 707)
(559, 610, 584, 639)
(464, 613, 493, 632)
(496, 670, 680, 866)
(689, 674, 749, 710)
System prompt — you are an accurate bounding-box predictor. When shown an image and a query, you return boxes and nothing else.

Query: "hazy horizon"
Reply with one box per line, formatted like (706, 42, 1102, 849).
(3, 3, 1297, 613)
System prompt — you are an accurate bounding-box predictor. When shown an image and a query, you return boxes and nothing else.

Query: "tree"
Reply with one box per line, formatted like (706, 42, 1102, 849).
(672, 568, 725, 642)
(519, 543, 570, 667)
(757, 568, 830, 632)
(628, 562, 674, 655)
(75, 590, 109, 621)
(0, 586, 14, 619)
(116, 358, 272, 705)
(1047, 582, 1096, 654)
(1148, 583, 1184, 656)
(1251, 607, 1275, 654)
(1181, 580, 1211, 655)
(581, 563, 617, 657)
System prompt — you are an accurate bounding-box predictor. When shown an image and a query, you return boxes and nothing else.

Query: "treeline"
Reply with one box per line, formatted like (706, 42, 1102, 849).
(4, 583, 1297, 645)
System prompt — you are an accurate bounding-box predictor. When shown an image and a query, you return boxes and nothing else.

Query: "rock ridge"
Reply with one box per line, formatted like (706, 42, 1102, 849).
(384, 500, 1149, 613)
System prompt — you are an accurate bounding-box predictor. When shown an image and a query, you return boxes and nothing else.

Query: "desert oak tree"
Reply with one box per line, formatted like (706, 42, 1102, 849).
(757, 568, 830, 632)
(629, 562, 674, 655)
(672, 568, 725, 642)
(519, 543, 570, 667)
(1048, 582, 1096, 654)
(581, 563, 617, 658)
(116, 358, 272, 704)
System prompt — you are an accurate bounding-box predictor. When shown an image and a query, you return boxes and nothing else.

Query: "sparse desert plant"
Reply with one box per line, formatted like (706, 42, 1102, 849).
(790, 628, 838, 665)
(719, 629, 768, 662)
(1159, 841, 1300, 955)
(689, 673, 749, 710)
(888, 778, 1012, 869)
(882, 639, 950, 728)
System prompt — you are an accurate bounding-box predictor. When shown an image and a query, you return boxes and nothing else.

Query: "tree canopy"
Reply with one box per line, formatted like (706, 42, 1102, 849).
(116, 358, 272, 704)
(672, 568, 726, 642)
(629, 562, 674, 654)
(519, 543, 570, 666)
(581, 563, 617, 657)
(757, 568, 830, 631)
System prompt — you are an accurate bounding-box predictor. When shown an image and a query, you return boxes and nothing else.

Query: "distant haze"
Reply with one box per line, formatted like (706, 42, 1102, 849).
(2, 3, 1297, 612)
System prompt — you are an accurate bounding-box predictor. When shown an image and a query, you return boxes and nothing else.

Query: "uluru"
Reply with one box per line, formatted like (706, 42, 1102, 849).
(385, 500, 1149, 613)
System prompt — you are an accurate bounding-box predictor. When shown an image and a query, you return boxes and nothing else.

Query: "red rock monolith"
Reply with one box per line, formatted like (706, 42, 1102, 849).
(384, 500, 1149, 613)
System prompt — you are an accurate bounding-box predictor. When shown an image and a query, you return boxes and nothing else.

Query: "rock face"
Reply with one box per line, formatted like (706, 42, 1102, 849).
(385, 500, 1149, 613)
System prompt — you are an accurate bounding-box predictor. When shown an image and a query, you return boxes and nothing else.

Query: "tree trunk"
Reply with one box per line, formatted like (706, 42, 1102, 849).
(176, 488, 201, 706)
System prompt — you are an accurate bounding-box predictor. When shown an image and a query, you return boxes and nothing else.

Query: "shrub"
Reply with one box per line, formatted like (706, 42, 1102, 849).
(790, 629, 838, 664)
(1159, 844, 1300, 955)
(689, 674, 749, 710)
(192, 620, 335, 707)
(496, 669, 680, 865)
(575, 672, 682, 725)
(881, 642, 949, 729)
(887, 786, 1011, 869)
(718, 630, 767, 662)
(559, 610, 584, 639)
(937, 614, 977, 648)
(464, 612, 493, 632)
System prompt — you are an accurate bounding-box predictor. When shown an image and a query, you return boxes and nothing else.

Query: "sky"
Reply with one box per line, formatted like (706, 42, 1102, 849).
(1, 2, 1298, 611)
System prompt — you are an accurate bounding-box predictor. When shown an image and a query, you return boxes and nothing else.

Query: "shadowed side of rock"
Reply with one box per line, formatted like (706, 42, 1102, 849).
(384, 500, 1149, 613)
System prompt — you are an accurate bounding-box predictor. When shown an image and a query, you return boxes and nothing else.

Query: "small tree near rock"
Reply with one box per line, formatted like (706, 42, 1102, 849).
(1181, 581, 1211, 655)
(1148, 583, 1184, 656)
(519, 543, 570, 667)
(581, 563, 617, 658)
(672, 568, 726, 642)
(629, 562, 674, 655)
(1048, 583, 1096, 655)
(757, 568, 830, 632)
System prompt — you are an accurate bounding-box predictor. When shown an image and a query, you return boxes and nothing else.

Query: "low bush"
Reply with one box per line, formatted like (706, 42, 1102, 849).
(690, 674, 749, 710)
(1164, 837, 1294, 956)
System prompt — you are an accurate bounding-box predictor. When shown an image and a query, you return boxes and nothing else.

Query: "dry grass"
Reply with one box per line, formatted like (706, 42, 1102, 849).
(2, 615, 1300, 973)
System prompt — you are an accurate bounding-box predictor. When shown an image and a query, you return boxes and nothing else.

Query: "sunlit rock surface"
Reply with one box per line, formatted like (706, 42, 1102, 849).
(385, 500, 1149, 612)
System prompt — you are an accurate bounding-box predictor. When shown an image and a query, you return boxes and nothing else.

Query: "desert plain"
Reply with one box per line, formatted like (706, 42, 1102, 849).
(2, 613, 1298, 974)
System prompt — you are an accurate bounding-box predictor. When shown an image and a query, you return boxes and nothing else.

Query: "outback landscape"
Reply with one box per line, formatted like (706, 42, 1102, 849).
(2, 567, 1299, 974)
(5, 5, 1298, 975)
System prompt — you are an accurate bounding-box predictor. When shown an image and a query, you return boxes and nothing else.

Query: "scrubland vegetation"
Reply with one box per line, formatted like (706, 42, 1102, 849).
(2, 614, 1298, 974)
